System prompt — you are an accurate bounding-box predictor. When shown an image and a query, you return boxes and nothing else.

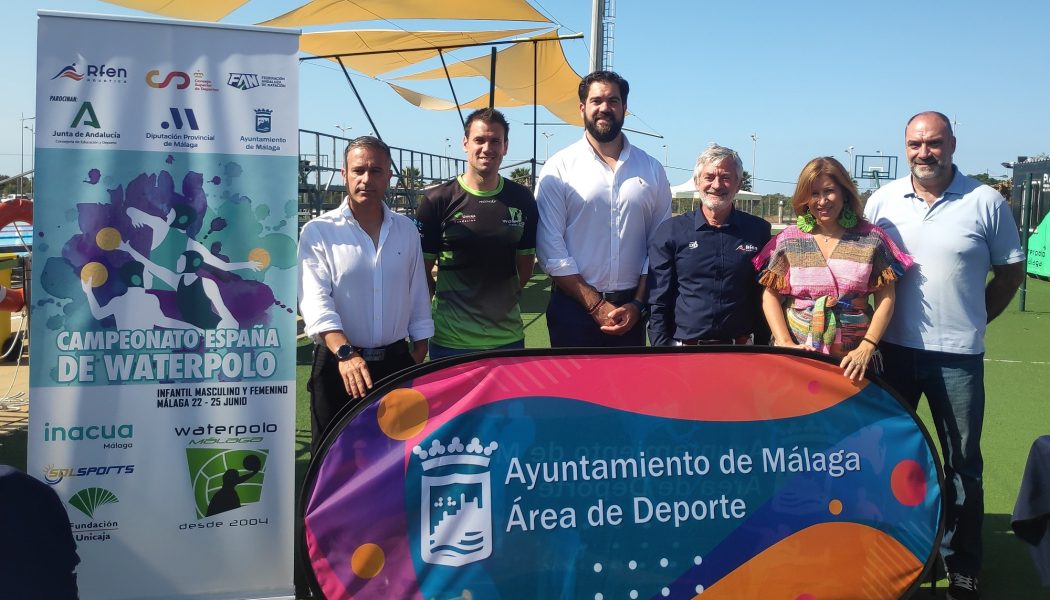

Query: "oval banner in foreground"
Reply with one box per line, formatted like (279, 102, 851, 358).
(302, 348, 943, 599)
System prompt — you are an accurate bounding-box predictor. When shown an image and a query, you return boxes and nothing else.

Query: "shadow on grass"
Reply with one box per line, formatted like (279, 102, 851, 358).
(913, 512, 1047, 598)
(982, 513, 1046, 596)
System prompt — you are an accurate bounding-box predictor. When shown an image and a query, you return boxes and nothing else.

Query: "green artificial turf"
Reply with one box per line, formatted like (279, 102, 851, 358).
(3, 270, 1048, 598)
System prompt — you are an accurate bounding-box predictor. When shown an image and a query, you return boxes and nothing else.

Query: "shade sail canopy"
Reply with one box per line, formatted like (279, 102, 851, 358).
(394, 32, 584, 125)
(301, 27, 543, 77)
(388, 82, 528, 112)
(102, 0, 250, 21)
(262, 0, 550, 27)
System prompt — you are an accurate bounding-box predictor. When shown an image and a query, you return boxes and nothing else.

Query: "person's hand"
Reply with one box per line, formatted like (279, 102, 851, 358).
(839, 345, 875, 383)
(81, 275, 93, 291)
(338, 355, 373, 399)
(410, 342, 428, 364)
(772, 337, 813, 352)
(600, 302, 639, 336)
(127, 207, 148, 228)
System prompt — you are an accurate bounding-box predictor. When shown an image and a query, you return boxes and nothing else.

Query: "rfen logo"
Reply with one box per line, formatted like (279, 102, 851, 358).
(51, 63, 84, 81)
(51, 59, 127, 83)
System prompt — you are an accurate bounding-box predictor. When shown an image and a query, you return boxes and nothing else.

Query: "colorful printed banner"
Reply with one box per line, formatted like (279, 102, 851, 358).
(30, 12, 299, 600)
(303, 349, 944, 600)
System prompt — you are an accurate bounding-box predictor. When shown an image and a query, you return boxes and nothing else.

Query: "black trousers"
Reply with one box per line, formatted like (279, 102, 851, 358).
(307, 344, 415, 452)
(546, 287, 646, 348)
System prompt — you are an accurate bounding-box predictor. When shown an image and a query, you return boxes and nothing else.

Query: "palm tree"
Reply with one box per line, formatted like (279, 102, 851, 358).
(400, 167, 423, 189)
(510, 167, 532, 188)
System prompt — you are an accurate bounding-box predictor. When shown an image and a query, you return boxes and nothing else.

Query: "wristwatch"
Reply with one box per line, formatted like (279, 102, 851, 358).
(335, 344, 355, 361)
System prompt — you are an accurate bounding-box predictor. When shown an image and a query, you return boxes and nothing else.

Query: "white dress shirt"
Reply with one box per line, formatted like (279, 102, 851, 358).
(535, 135, 672, 292)
(298, 200, 434, 347)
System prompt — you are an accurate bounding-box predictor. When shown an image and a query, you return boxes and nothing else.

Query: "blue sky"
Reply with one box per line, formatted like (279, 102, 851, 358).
(3, 0, 1047, 194)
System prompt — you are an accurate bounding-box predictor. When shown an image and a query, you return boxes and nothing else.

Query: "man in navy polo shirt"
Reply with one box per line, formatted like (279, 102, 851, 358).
(647, 144, 770, 346)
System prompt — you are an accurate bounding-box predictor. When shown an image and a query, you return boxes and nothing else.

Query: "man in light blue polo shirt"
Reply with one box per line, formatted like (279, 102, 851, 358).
(865, 111, 1025, 600)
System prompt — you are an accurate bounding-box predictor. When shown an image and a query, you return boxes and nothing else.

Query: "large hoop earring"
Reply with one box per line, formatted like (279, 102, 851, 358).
(797, 211, 816, 233)
(838, 205, 858, 228)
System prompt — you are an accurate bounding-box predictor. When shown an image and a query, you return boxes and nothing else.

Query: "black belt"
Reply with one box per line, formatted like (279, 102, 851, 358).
(597, 288, 637, 305)
(676, 334, 752, 346)
(328, 340, 409, 362)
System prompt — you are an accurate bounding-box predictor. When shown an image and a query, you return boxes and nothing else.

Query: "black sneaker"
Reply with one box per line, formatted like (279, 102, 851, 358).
(947, 572, 980, 600)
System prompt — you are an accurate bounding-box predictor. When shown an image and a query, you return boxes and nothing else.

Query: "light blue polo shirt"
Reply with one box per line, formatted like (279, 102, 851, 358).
(864, 167, 1024, 354)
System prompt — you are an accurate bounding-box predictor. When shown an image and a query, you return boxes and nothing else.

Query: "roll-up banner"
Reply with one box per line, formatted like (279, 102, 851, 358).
(30, 11, 299, 600)
(303, 348, 944, 600)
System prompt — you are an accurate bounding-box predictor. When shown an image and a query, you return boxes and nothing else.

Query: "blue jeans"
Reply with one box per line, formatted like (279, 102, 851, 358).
(880, 342, 985, 576)
(428, 339, 525, 360)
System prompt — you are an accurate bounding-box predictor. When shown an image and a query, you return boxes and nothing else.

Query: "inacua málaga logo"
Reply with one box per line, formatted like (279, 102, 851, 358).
(413, 436, 498, 567)
(44, 422, 133, 442)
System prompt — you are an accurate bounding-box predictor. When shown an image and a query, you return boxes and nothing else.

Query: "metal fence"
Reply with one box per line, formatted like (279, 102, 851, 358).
(298, 129, 467, 227)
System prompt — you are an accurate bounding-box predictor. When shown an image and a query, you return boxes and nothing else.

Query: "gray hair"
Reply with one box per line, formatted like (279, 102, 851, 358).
(693, 143, 744, 183)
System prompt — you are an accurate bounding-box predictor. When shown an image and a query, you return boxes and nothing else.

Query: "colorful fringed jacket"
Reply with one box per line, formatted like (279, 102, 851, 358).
(751, 222, 913, 356)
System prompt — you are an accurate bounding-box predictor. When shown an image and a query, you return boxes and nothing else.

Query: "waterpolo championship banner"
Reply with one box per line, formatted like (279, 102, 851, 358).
(303, 349, 944, 600)
(29, 12, 299, 600)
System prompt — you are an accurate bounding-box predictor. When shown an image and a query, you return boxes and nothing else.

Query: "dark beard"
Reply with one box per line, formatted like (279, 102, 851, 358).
(585, 114, 623, 144)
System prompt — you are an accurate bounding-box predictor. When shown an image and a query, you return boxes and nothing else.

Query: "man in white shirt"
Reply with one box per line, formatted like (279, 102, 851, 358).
(536, 71, 671, 347)
(864, 112, 1025, 600)
(298, 136, 433, 448)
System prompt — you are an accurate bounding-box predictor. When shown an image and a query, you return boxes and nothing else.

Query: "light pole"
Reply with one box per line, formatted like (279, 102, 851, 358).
(334, 124, 352, 137)
(750, 133, 758, 193)
(845, 146, 854, 175)
(445, 138, 451, 178)
(541, 131, 554, 161)
(19, 114, 35, 196)
(24, 125, 35, 195)
(662, 144, 669, 167)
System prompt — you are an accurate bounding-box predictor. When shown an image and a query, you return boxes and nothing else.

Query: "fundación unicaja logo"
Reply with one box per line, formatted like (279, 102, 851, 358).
(68, 487, 119, 519)
(185, 448, 268, 519)
(413, 436, 499, 567)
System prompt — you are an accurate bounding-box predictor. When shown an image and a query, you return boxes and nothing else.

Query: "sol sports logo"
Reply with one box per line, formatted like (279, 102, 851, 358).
(146, 69, 190, 90)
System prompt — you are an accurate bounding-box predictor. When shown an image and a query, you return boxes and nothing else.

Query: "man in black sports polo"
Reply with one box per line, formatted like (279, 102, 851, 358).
(416, 108, 538, 359)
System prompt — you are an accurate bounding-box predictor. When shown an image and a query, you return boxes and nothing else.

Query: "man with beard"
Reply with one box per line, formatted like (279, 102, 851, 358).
(865, 111, 1025, 600)
(536, 70, 671, 347)
(646, 144, 771, 346)
(416, 108, 538, 358)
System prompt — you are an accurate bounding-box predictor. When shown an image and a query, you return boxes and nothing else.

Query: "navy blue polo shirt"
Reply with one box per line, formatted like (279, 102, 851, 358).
(646, 207, 771, 346)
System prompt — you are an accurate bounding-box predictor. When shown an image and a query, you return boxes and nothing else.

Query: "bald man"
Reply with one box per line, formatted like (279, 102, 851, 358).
(864, 111, 1025, 600)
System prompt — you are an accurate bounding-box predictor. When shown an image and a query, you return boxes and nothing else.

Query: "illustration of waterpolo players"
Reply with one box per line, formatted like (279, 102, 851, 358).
(81, 260, 200, 331)
(120, 241, 237, 330)
(126, 205, 262, 273)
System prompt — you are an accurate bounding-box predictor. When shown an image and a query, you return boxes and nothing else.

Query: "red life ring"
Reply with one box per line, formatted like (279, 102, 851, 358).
(0, 197, 32, 313)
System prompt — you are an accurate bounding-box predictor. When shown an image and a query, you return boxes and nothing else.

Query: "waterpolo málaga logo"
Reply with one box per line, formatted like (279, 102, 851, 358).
(413, 436, 499, 567)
